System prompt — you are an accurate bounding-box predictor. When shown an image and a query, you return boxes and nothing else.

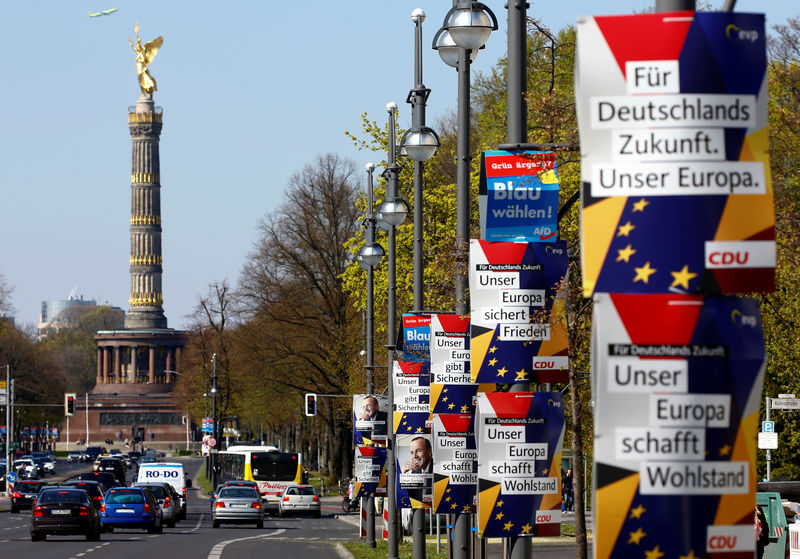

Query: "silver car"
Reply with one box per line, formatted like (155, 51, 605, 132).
(278, 485, 321, 518)
(212, 486, 263, 528)
(132, 482, 180, 528)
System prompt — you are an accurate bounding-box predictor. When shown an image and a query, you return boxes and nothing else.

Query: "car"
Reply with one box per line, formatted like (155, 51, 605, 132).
(63, 480, 107, 512)
(132, 482, 180, 527)
(96, 457, 126, 485)
(32, 457, 55, 476)
(278, 485, 321, 518)
(78, 471, 119, 489)
(127, 451, 142, 466)
(67, 450, 85, 463)
(100, 487, 163, 533)
(0, 463, 6, 492)
(212, 486, 263, 529)
(14, 458, 38, 476)
(138, 455, 157, 465)
(31, 451, 56, 474)
(209, 483, 226, 511)
(224, 480, 259, 492)
(10, 480, 47, 513)
(30, 487, 102, 542)
(84, 446, 103, 463)
(109, 449, 122, 456)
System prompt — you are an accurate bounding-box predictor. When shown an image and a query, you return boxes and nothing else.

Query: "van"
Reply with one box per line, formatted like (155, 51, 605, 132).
(136, 462, 187, 519)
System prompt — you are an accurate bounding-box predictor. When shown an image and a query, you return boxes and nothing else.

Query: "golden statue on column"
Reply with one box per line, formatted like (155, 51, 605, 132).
(128, 23, 163, 98)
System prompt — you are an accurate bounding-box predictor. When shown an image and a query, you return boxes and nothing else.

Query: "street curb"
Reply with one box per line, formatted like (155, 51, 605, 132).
(336, 542, 356, 559)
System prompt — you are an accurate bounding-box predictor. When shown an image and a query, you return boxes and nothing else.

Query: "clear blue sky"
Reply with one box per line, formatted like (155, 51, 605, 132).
(1, 1, 796, 330)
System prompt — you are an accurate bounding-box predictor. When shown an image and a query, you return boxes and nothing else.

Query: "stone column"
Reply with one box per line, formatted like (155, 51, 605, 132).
(166, 349, 174, 383)
(113, 346, 121, 383)
(103, 348, 110, 384)
(97, 348, 103, 384)
(148, 346, 156, 384)
(130, 346, 138, 384)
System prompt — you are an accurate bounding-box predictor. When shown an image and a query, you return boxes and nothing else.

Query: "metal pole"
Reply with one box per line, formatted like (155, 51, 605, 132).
(507, 0, 527, 144)
(410, 11, 429, 559)
(655, 0, 696, 11)
(211, 353, 218, 488)
(85, 392, 89, 445)
(365, 163, 378, 549)
(386, 103, 400, 559)
(410, 8, 428, 312)
(454, 44, 471, 313)
(5, 365, 11, 470)
(765, 396, 771, 482)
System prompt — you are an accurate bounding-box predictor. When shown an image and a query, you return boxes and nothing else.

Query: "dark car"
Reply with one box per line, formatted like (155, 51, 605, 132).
(84, 446, 103, 462)
(64, 480, 107, 511)
(31, 487, 101, 542)
(78, 471, 119, 489)
(100, 487, 163, 533)
(10, 480, 47, 513)
(96, 458, 126, 485)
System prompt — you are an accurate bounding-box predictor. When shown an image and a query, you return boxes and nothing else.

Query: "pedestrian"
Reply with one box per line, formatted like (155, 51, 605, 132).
(562, 469, 574, 512)
(302, 466, 309, 484)
(755, 505, 769, 558)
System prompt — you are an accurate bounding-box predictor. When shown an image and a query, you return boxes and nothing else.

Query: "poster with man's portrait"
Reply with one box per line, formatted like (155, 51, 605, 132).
(396, 433, 433, 509)
(353, 394, 388, 446)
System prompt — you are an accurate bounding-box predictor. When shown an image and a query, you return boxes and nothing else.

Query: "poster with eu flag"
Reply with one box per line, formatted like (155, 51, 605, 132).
(576, 11, 775, 296)
(592, 293, 765, 559)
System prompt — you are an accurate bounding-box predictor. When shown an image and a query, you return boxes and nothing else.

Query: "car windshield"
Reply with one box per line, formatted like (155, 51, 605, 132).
(219, 488, 257, 499)
(298, 486, 316, 496)
(39, 490, 87, 504)
(137, 486, 167, 498)
(20, 481, 45, 491)
(106, 490, 145, 504)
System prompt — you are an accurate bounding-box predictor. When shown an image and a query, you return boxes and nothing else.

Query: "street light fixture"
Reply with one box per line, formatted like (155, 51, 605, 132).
(442, 1, 498, 50)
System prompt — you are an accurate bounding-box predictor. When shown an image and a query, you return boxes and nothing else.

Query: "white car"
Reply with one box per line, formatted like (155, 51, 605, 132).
(278, 485, 321, 518)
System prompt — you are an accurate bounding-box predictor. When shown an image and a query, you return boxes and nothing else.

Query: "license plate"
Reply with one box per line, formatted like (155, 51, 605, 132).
(116, 509, 135, 513)
(51, 509, 71, 515)
(230, 504, 249, 509)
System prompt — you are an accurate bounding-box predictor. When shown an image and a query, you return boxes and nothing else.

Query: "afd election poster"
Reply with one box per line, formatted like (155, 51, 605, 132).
(479, 151, 560, 243)
(354, 445, 387, 498)
(433, 414, 477, 515)
(397, 313, 432, 362)
(353, 394, 389, 446)
(476, 392, 565, 538)
(470, 239, 569, 384)
(576, 12, 775, 296)
(393, 360, 432, 435)
(592, 294, 766, 559)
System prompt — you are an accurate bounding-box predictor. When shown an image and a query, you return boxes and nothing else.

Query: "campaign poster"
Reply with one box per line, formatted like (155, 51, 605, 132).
(479, 150, 560, 243)
(592, 294, 765, 559)
(433, 414, 477, 515)
(396, 433, 433, 509)
(353, 394, 389, 446)
(397, 313, 432, 362)
(470, 239, 569, 384)
(476, 392, 565, 538)
(354, 445, 387, 498)
(393, 360, 432, 435)
(430, 314, 476, 414)
(576, 12, 775, 296)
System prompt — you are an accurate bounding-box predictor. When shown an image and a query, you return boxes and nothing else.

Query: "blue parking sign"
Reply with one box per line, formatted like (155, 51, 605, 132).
(762, 421, 775, 433)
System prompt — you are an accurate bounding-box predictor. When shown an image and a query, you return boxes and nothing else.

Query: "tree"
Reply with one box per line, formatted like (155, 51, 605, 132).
(235, 153, 363, 477)
(0, 273, 15, 317)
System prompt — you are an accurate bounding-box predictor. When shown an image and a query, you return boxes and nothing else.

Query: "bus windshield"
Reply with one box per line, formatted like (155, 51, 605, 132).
(250, 452, 298, 482)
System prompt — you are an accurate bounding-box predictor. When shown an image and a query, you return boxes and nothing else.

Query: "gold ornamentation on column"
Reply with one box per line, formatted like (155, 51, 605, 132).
(129, 292, 164, 307)
(128, 112, 163, 124)
(130, 215, 162, 226)
(131, 172, 160, 183)
(129, 255, 163, 266)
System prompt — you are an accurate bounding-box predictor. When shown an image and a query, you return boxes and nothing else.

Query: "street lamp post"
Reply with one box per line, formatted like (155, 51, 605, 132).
(357, 162, 385, 549)
(377, 102, 409, 559)
(210, 354, 219, 488)
(434, 3, 496, 559)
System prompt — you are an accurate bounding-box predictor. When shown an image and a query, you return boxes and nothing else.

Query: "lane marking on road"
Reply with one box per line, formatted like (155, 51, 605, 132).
(206, 528, 286, 559)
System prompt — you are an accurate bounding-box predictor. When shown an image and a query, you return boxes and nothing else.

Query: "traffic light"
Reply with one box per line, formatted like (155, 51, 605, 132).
(64, 393, 76, 416)
(305, 393, 317, 416)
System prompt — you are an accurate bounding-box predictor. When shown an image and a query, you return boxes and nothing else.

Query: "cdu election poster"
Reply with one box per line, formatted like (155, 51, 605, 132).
(592, 293, 766, 559)
(393, 360, 432, 435)
(433, 414, 477, 515)
(353, 394, 389, 446)
(470, 239, 569, 384)
(396, 433, 433, 509)
(479, 151, 560, 243)
(476, 392, 565, 538)
(429, 314, 477, 414)
(354, 445, 387, 498)
(576, 11, 775, 296)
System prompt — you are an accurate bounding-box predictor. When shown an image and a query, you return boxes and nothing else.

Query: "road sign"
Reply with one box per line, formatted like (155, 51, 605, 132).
(0, 394, 6, 405)
(207, 437, 216, 447)
(771, 398, 800, 410)
(6, 471, 17, 485)
(758, 432, 778, 450)
(778, 394, 796, 399)
(763, 421, 775, 433)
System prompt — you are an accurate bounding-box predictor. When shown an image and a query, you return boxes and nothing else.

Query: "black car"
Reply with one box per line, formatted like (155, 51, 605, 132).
(78, 471, 119, 489)
(10, 480, 47, 513)
(96, 458, 126, 485)
(64, 480, 107, 511)
(31, 487, 102, 541)
(84, 446, 103, 462)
